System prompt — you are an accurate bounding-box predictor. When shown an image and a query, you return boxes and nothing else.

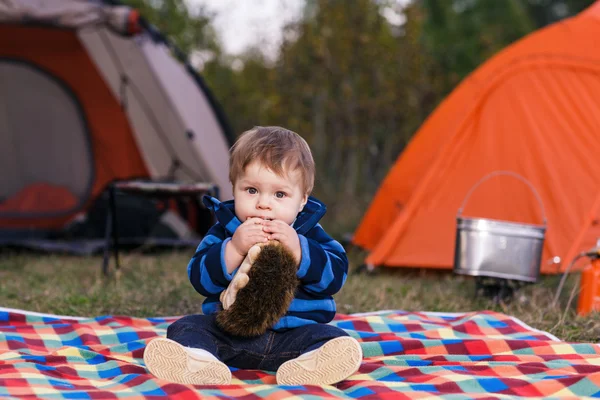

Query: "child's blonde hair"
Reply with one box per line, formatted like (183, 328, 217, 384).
(229, 126, 315, 194)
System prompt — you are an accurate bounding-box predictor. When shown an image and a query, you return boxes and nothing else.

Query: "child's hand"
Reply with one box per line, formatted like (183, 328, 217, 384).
(230, 218, 268, 256)
(263, 220, 301, 265)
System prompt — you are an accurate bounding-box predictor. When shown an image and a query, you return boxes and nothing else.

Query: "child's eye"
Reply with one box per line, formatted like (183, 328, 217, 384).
(246, 187, 257, 195)
(275, 191, 286, 199)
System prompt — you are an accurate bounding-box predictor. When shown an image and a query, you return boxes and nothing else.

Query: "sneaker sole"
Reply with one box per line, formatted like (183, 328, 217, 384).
(143, 337, 231, 385)
(276, 336, 362, 385)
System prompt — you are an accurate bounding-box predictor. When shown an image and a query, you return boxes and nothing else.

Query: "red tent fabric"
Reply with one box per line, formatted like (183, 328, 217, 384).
(353, 2, 600, 274)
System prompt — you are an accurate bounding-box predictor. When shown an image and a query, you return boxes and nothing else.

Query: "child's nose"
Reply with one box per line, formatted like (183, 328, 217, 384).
(257, 195, 271, 209)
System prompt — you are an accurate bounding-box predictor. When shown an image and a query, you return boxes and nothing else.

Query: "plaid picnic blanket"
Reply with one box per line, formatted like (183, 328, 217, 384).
(1, 307, 599, 399)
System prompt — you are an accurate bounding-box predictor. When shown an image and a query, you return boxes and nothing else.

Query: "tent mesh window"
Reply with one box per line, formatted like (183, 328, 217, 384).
(0, 60, 93, 217)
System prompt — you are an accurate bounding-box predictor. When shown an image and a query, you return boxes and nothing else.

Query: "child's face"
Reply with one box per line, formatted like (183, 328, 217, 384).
(233, 161, 308, 225)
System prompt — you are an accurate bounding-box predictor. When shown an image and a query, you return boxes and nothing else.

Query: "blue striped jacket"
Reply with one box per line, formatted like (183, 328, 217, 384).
(187, 195, 349, 331)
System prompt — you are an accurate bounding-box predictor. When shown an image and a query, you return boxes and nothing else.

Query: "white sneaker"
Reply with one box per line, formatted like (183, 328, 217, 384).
(276, 336, 362, 385)
(144, 337, 231, 385)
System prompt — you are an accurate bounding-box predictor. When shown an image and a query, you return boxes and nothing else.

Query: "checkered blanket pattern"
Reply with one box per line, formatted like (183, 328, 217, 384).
(1, 308, 600, 399)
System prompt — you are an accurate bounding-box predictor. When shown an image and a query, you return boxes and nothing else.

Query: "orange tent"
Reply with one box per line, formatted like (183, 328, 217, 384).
(353, 2, 600, 274)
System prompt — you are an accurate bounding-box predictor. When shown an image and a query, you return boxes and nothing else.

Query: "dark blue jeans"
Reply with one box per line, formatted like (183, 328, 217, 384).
(167, 314, 348, 371)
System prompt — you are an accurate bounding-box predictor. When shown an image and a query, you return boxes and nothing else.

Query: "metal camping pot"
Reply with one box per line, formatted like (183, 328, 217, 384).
(453, 171, 547, 283)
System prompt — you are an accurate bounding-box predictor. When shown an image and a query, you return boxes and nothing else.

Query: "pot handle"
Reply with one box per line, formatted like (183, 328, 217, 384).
(457, 170, 547, 226)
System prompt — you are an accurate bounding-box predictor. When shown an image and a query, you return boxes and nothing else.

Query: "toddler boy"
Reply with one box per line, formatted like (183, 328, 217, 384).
(144, 126, 362, 385)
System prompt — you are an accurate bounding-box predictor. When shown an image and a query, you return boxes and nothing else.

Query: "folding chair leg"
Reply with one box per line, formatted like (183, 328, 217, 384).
(102, 196, 112, 276)
(102, 185, 121, 276)
(109, 185, 120, 271)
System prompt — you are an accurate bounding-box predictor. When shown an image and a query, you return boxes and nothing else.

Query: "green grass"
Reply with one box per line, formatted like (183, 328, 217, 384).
(0, 248, 598, 342)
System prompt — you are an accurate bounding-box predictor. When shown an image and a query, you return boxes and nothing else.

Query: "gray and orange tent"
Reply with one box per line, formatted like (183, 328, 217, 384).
(0, 0, 232, 249)
(353, 1, 600, 274)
